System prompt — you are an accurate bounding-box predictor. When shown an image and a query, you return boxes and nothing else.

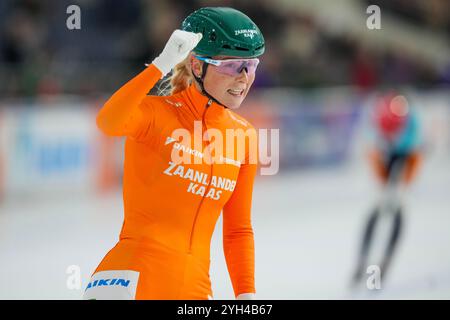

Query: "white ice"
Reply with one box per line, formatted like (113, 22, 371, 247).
(0, 156, 449, 299)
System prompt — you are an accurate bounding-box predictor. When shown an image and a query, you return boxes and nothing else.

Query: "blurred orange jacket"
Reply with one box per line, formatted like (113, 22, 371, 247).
(93, 64, 258, 299)
(368, 148, 422, 185)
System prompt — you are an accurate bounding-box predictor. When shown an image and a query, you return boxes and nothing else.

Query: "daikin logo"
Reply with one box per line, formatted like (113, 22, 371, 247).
(85, 278, 130, 291)
(166, 136, 204, 159)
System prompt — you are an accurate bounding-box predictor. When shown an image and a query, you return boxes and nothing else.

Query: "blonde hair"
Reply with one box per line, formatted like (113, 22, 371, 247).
(157, 55, 194, 96)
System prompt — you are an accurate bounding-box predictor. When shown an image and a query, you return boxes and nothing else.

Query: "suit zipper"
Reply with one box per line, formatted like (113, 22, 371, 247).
(188, 99, 214, 254)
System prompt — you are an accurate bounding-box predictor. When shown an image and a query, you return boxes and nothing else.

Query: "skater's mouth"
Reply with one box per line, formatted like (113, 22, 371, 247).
(227, 88, 245, 97)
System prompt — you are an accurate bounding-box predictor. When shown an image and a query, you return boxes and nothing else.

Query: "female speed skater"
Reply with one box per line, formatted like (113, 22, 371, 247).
(351, 92, 423, 290)
(83, 7, 265, 300)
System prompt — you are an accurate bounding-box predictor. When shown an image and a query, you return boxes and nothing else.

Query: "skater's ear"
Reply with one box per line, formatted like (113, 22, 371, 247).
(190, 54, 203, 78)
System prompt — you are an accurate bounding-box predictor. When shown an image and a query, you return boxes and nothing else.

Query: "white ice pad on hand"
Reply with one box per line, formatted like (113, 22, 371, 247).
(151, 29, 203, 77)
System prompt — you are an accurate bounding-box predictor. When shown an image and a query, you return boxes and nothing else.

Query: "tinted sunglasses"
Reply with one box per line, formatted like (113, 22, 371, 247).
(194, 55, 260, 77)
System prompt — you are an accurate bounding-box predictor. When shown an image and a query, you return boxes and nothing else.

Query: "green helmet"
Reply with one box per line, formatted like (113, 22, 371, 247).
(181, 7, 265, 58)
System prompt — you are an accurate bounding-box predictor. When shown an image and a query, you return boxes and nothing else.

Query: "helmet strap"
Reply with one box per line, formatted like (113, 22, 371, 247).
(192, 60, 227, 108)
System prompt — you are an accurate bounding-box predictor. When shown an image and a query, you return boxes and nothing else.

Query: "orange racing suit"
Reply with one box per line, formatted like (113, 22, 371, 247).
(87, 64, 258, 299)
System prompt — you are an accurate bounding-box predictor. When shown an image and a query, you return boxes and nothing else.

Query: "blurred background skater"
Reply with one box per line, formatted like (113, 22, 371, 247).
(351, 92, 423, 292)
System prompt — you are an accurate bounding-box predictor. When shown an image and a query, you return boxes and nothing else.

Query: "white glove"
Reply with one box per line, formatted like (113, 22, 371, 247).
(151, 29, 203, 77)
(236, 293, 256, 300)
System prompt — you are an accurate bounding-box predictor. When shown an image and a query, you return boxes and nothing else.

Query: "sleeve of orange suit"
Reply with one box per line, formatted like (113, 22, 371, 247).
(96, 64, 162, 141)
(367, 147, 388, 183)
(222, 150, 258, 297)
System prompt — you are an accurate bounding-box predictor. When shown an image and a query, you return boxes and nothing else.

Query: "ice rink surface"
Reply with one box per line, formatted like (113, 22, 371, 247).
(0, 156, 449, 299)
